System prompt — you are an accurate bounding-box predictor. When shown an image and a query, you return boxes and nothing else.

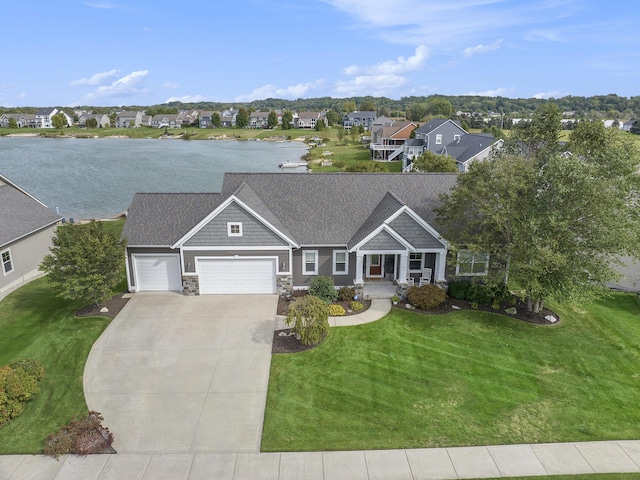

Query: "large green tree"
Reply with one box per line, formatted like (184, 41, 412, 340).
(211, 111, 221, 127)
(40, 221, 126, 307)
(281, 110, 293, 130)
(52, 112, 67, 131)
(437, 109, 640, 313)
(235, 107, 249, 128)
(412, 151, 458, 172)
(268, 110, 279, 128)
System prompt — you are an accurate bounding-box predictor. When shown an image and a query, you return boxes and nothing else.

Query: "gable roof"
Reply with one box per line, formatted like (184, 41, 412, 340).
(441, 133, 499, 164)
(414, 118, 465, 136)
(0, 174, 62, 248)
(124, 173, 457, 248)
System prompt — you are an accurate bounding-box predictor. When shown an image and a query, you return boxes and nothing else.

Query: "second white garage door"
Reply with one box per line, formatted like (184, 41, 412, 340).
(198, 258, 276, 294)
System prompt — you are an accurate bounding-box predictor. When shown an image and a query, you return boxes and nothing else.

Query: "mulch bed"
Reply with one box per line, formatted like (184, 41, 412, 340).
(396, 297, 560, 325)
(277, 294, 371, 316)
(76, 292, 130, 319)
(272, 328, 325, 354)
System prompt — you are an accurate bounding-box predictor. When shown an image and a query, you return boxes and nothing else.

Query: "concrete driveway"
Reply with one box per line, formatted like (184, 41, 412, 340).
(84, 292, 277, 454)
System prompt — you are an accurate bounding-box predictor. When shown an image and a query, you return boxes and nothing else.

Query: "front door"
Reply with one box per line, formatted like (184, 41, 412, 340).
(367, 254, 383, 277)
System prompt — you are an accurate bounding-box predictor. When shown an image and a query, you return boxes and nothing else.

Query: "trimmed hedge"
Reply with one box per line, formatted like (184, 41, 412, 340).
(448, 281, 512, 306)
(407, 284, 447, 310)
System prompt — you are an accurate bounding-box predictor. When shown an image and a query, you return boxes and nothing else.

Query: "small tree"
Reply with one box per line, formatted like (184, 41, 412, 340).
(40, 221, 126, 307)
(308, 275, 338, 303)
(211, 111, 221, 128)
(281, 110, 293, 130)
(52, 112, 67, 131)
(236, 107, 249, 128)
(268, 110, 279, 128)
(8, 117, 18, 128)
(85, 118, 98, 129)
(315, 118, 326, 131)
(412, 151, 458, 172)
(285, 295, 329, 345)
(336, 125, 346, 143)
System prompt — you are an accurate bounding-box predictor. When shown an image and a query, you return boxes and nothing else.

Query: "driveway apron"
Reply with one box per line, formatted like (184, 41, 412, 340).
(84, 292, 277, 454)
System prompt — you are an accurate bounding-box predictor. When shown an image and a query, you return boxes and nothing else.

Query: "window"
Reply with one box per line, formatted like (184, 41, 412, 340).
(409, 252, 423, 271)
(333, 250, 348, 275)
(453, 134, 461, 141)
(1, 249, 13, 275)
(302, 250, 318, 275)
(227, 222, 242, 237)
(435, 134, 443, 145)
(456, 250, 489, 276)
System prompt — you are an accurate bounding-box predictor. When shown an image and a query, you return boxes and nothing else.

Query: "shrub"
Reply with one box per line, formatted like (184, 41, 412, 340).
(447, 281, 471, 301)
(467, 283, 493, 305)
(285, 295, 330, 345)
(0, 360, 45, 425)
(337, 286, 356, 302)
(45, 411, 114, 458)
(448, 280, 511, 306)
(308, 276, 338, 303)
(328, 304, 346, 316)
(350, 301, 364, 311)
(407, 284, 447, 310)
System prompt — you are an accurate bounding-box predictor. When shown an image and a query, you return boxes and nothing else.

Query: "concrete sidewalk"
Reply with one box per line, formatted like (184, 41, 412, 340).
(275, 298, 391, 330)
(3, 440, 640, 479)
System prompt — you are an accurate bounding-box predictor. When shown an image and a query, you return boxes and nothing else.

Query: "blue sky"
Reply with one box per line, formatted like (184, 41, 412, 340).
(1, 0, 638, 107)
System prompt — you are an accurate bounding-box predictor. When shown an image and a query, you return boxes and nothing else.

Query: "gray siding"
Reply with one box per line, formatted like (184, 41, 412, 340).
(389, 212, 444, 249)
(0, 226, 56, 297)
(361, 229, 405, 250)
(185, 202, 288, 248)
(183, 249, 289, 273)
(292, 248, 356, 287)
(417, 123, 466, 153)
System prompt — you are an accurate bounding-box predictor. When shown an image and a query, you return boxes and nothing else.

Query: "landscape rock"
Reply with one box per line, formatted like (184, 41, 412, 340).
(100, 307, 109, 313)
(505, 307, 517, 315)
(452, 305, 461, 310)
(545, 315, 558, 323)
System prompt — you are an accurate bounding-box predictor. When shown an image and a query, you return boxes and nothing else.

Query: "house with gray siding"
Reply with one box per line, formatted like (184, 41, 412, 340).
(0, 174, 62, 300)
(121, 173, 461, 298)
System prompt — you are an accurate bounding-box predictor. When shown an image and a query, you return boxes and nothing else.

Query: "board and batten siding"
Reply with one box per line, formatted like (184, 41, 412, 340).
(388, 212, 443, 249)
(184, 202, 288, 248)
(292, 247, 356, 287)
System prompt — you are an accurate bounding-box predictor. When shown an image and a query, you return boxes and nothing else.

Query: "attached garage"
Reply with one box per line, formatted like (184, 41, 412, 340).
(133, 254, 182, 291)
(198, 258, 276, 294)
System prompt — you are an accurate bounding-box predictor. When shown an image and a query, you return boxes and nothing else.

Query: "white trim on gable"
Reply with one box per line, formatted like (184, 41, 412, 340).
(171, 195, 299, 249)
(349, 224, 415, 253)
(384, 206, 448, 249)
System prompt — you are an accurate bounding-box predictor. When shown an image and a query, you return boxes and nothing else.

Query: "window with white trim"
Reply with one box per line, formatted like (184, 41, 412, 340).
(302, 250, 318, 275)
(456, 250, 489, 276)
(227, 222, 243, 237)
(435, 134, 443, 144)
(1, 249, 13, 275)
(409, 252, 423, 271)
(333, 250, 348, 275)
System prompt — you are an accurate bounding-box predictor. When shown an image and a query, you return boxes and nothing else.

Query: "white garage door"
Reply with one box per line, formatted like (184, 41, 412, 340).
(133, 255, 182, 291)
(198, 258, 276, 294)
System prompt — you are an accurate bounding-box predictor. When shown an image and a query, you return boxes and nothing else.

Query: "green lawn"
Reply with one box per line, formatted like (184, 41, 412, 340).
(262, 293, 640, 452)
(0, 219, 126, 454)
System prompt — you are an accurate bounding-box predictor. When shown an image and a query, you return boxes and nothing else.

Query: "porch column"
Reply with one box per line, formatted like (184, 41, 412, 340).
(399, 251, 409, 283)
(354, 252, 364, 284)
(434, 249, 447, 282)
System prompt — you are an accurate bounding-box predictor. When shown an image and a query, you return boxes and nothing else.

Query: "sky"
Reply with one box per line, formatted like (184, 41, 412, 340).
(1, 0, 638, 107)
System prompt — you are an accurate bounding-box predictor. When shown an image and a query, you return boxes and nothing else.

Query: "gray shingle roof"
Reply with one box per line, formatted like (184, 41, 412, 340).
(444, 133, 497, 164)
(121, 193, 223, 246)
(414, 118, 463, 135)
(0, 174, 62, 248)
(124, 173, 458, 247)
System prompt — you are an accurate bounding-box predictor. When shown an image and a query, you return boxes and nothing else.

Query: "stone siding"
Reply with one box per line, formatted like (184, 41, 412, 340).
(182, 275, 199, 295)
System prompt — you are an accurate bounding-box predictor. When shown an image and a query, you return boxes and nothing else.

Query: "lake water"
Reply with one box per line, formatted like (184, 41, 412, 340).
(0, 136, 307, 219)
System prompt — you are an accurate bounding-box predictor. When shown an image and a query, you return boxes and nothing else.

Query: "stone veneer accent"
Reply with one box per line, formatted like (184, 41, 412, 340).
(277, 275, 293, 296)
(182, 275, 199, 295)
(354, 282, 364, 299)
(396, 282, 409, 299)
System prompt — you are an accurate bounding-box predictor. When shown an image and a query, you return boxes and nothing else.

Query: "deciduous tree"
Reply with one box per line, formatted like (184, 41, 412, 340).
(412, 151, 458, 172)
(40, 221, 126, 307)
(281, 110, 293, 130)
(267, 110, 278, 128)
(52, 112, 67, 131)
(235, 107, 249, 128)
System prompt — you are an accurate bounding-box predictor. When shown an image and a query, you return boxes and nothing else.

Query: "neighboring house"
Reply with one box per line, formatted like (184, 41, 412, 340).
(199, 111, 215, 128)
(369, 121, 416, 161)
(115, 111, 143, 128)
(57, 110, 74, 127)
(220, 108, 238, 127)
(150, 114, 184, 129)
(121, 173, 466, 298)
(343, 111, 377, 131)
(78, 113, 110, 128)
(295, 111, 325, 129)
(622, 119, 636, 132)
(0, 174, 62, 300)
(403, 119, 502, 172)
(35, 107, 58, 128)
(249, 111, 270, 129)
(0, 113, 37, 128)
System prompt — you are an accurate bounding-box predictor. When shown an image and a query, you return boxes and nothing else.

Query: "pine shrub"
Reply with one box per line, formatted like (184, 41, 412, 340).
(328, 304, 346, 316)
(350, 301, 364, 311)
(308, 276, 338, 303)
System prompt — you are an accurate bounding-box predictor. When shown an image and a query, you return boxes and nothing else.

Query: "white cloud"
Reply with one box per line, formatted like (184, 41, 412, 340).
(334, 74, 407, 97)
(84, 2, 120, 9)
(463, 87, 513, 97)
(234, 80, 325, 102)
(163, 82, 180, 90)
(344, 45, 430, 75)
(164, 94, 216, 103)
(533, 91, 567, 99)
(18, 92, 27, 99)
(70, 69, 120, 86)
(463, 39, 503, 58)
(74, 70, 150, 105)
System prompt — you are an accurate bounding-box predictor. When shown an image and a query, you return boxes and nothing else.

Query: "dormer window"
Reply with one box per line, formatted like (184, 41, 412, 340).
(227, 222, 243, 237)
